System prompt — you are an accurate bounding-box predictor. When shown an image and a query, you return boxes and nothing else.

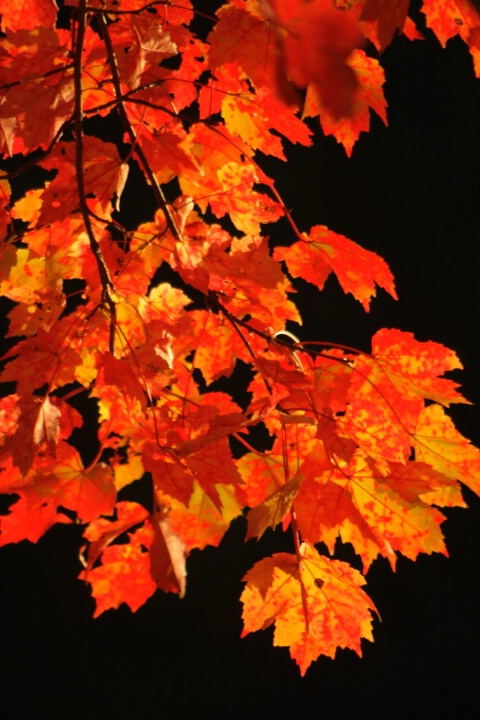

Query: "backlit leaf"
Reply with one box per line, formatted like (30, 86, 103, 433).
(246, 474, 302, 540)
(274, 224, 397, 310)
(0, 0, 58, 32)
(414, 404, 480, 496)
(241, 543, 377, 675)
(304, 50, 388, 156)
(0, 0, 478, 674)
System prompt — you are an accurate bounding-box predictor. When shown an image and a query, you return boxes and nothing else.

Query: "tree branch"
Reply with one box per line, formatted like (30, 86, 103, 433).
(96, 12, 183, 242)
(74, 0, 117, 353)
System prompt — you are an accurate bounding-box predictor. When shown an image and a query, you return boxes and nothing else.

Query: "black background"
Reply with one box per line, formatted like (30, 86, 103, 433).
(1, 3, 480, 718)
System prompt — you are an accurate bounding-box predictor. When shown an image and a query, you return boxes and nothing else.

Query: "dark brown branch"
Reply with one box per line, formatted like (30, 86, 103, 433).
(74, 0, 117, 353)
(0, 62, 75, 92)
(96, 12, 183, 242)
(88, 0, 217, 24)
(83, 79, 246, 120)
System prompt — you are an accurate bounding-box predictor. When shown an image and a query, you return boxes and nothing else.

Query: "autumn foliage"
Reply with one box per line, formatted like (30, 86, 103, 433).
(1, 0, 479, 675)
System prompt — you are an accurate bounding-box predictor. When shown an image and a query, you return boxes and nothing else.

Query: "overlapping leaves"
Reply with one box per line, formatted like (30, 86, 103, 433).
(0, 0, 479, 674)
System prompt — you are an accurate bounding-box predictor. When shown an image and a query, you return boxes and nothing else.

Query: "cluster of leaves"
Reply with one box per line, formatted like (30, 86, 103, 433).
(1, 0, 479, 674)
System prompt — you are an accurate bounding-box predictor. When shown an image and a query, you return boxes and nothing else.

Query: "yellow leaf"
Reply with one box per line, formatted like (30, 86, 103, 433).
(414, 403, 480, 496)
(241, 543, 377, 675)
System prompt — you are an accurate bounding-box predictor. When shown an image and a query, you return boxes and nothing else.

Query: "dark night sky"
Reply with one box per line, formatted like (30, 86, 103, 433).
(2, 5, 480, 719)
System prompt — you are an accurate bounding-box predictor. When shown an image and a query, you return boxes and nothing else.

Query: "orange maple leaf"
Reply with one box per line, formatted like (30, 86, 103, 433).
(82, 501, 150, 570)
(166, 482, 242, 552)
(208, 5, 278, 93)
(246, 474, 302, 540)
(241, 543, 377, 675)
(0, 0, 479, 674)
(81, 510, 188, 615)
(295, 451, 449, 570)
(339, 329, 467, 464)
(414, 403, 480, 496)
(81, 526, 158, 617)
(0, 395, 61, 477)
(0, 26, 73, 153)
(0, 494, 71, 546)
(0, 439, 117, 545)
(422, 0, 480, 76)
(39, 138, 128, 223)
(274, 224, 397, 311)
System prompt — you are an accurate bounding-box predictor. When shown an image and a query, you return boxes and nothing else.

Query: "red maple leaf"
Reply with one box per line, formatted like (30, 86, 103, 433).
(361, 0, 411, 49)
(0, 0, 58, 33)
(267, 0, 365, 116)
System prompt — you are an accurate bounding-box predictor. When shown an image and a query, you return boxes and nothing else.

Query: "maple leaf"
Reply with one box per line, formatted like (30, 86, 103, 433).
(236, 449, 287, 507)
(338, 329, 468, 464)
(294, 451, 449, 570)
(0, 395, 59, 476)
(274, 224, 397, 310)
(265, 0, 365, 116)
(422, 0, 480, 75)
(82, 501, 150, 570)
(1, 434, 116, 547)
(370, 328, 467, 406)
(167, 482, 242, 552)
(414, 403, 480, 497)
(199, 234, 296, 327)
(1, 238, 67, 335)
(303, 49, 388, 156)
(38, 138, 128, 223)
(30, 442, 115, 519)
(361, 0, 411, 50)
(0, 320, 84, 394)
(81, 526, 158, 617)
(246, 474, 302, 540)
(221, 83, 313, 159)
(107, 13, 177, 91)
(81, 508, 188, 615)
(0, 0, 479, 675)
(208, 5, 278, 93)
(142, 444, 194, 506)
(0, 243, 64, 312)
(241, 543, 377, 675)
(143, 422, 244, 510)
(0, 26, 74, 153)
(0, 495, 72, 546)
(188, 309, 253, 385)
(178, 123, 283, 234)
(0, 0, 58, 33)
(125, 95, 199, 184)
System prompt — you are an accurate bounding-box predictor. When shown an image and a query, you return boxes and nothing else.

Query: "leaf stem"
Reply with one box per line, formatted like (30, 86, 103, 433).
(291, 502, 310, 630)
